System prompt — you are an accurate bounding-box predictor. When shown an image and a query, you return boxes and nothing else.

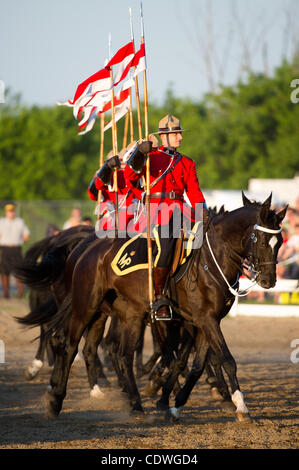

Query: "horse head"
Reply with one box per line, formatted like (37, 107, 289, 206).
(242, 192, 287, 289)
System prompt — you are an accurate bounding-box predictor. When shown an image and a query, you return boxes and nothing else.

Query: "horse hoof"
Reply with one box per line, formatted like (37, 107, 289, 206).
(220, 400, 236, 412)
(25, 359, 43, 380)
(130, 409, 144, 419)
(210, 387, 224, 401)
(45, 406, 60, 419)
(44, 391, 61, 419)
(24, 369, 36, 381)
(156, 400, 169, 411)
(90, 385, 105, 398)
(165, 406, 181, 422)
(236, 411, 252, 423)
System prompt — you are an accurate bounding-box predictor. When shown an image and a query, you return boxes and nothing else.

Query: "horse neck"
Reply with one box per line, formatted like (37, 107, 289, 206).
(213, 205, 260, 259)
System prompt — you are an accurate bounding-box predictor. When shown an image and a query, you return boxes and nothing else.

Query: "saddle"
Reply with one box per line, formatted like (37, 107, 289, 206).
(110, 218, 205, 277)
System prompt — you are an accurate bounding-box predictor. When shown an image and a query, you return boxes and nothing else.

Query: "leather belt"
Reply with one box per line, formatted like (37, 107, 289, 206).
(150, 191, 184, 201)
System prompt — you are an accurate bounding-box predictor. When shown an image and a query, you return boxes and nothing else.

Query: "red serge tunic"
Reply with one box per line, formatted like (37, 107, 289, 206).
(94, 169, 136, 232)
(124, 146, 205, 230)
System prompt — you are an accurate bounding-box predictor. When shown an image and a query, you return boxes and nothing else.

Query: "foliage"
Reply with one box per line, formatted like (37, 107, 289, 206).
(0, 58, 298, 200)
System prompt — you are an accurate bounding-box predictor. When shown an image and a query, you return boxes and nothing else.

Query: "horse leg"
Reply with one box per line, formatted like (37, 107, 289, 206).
(204, 318, 251, 422)
(156, 329, 194, 411)
(135, 322, 146, 378)
(82, 312, 110, 398)
(25, 325, 47, 380)
(45, 288, 104, 418)
(118, 319, 144, 414)
(206, 349, 236, 411)
(104, 315, 128, 392)
(46, 332, 55, 367)
(145, 356, 166, 397)
(142, 350, 161, 375)
(168, 332, 209, 421)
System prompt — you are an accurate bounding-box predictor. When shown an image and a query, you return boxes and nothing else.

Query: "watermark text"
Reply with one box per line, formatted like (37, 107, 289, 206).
(290, 79, 299, 103)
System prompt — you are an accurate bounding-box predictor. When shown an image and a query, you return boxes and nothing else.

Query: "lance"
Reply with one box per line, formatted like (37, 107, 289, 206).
(129, 82, 134, 143)
(122, 110, 129, 148)
(97, 38, 111, 215)
(99, 112, 105, 167)
(140, 1, 154, 312)
(109, 68, 119, 232)
(130, 7, 143, 140)
(97, 111, 105, 214)
(107, 34, 119, 232)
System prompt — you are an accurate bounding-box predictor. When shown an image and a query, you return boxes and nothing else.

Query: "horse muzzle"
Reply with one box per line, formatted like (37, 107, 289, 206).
(258, 274, 276, 289)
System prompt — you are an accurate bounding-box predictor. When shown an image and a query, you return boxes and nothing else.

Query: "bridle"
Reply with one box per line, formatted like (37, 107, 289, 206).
(246, 223, 282, 272)
(205, 222, 282, 298)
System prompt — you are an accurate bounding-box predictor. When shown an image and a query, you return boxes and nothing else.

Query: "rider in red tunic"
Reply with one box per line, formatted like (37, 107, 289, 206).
(88, 146, 144, 235)
(124, 114, 206, 319)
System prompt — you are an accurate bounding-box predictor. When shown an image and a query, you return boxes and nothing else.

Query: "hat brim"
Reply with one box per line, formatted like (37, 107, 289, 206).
(152, 129, 189, 135)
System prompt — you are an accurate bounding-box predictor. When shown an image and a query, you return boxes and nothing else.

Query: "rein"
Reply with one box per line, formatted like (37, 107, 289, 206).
(205, 222, 282, 298)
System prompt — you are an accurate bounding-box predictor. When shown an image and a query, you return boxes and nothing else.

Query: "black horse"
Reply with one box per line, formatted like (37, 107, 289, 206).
(16, 225, 110, 389)
(16, 193, 286, 421)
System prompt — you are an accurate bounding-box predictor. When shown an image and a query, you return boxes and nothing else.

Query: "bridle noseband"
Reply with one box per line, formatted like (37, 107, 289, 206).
(246, 224, 282, 271)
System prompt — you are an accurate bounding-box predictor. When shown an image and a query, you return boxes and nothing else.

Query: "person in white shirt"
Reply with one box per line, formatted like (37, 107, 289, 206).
(0, 203, 30, 298)
(62, 207, 82, 230)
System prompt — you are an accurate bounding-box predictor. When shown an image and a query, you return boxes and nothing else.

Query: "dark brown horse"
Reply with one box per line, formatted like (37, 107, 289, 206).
(15, 225, 110, 388)
(37, 193, 286, 420)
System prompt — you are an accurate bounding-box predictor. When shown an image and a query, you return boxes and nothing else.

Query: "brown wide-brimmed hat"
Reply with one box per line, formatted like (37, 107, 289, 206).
(156, 114, 187, 134)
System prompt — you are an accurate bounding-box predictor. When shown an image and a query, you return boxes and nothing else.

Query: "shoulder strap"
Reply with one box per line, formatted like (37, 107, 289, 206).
(150, 153, 182, 190)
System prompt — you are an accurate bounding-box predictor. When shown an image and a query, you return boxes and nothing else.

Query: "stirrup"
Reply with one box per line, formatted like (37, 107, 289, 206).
(152, 298, 173, 321)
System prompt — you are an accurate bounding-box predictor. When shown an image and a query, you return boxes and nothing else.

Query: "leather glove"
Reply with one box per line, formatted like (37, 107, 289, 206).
(138, 141, 152, 155)
(107, 155, 121, 169)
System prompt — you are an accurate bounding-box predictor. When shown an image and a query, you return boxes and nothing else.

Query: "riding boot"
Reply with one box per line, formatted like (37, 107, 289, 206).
(153, 267, 172, 320)
(1, 275, 10, 298)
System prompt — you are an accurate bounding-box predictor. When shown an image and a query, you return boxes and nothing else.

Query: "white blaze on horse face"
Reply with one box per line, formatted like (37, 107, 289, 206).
(269, 235, 278, 252)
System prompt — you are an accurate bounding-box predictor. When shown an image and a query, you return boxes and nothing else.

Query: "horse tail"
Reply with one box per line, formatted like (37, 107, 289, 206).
(45, 293, 73, 337)
(15, 295, 57, 328)
(14, 231, 95, 290)
(13, 244, 69, 290)
(23, 236, 53, 264)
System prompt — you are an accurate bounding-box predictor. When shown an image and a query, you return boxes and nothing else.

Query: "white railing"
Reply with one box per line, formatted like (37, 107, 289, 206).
(230, 278, 299, 317)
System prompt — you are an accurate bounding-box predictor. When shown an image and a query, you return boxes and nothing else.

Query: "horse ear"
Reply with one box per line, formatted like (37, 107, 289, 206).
(263, 192, 272, 209)
(242, 191, 251, 206)
(276, 205, 288, 225)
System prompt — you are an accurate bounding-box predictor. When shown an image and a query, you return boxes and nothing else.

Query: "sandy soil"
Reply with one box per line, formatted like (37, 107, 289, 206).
(0, 298, 298, 450)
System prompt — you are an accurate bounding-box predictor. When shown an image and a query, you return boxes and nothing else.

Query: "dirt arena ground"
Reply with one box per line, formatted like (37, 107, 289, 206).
(0, 298, 298, 450)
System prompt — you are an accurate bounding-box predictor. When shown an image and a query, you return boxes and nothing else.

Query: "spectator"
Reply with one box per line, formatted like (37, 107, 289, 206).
(0, 203, 30, 298)
(284, 207, 298, 237)
(62, 207, 82, 230)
